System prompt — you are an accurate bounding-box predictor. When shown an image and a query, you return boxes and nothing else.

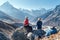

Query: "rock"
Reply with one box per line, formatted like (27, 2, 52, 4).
(0, 32, 10, 40)
(12, 28, 28, 40)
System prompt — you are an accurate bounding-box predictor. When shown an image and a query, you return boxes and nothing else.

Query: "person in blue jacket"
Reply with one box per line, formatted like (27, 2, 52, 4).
(37, 18, 42, 29)
(45, 27, 52, 36)
(45, 26, 57, 37)
(51, 26, 57, 34)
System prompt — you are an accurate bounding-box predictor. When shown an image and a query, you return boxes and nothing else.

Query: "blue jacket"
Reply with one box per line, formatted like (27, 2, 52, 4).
(51, 27, 57, 34)
(45, 27, 57, 36)
(37, 21, 42, 29)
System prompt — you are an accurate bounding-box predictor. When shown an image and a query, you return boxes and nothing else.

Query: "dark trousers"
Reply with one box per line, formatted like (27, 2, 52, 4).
(24, 25, 32, 33)
(38, 26, 42, 30)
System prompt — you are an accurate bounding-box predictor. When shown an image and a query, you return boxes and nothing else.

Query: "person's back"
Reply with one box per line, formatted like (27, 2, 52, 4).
(37, 18, 42, 29)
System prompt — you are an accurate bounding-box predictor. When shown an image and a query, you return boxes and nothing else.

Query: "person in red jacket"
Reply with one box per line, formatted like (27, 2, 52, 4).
(24, 17, 29, 26)
(24, 16, 32, 34)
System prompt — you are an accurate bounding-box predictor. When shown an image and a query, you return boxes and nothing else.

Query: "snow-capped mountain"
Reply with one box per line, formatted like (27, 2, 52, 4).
(43, 5, 60, 26)
(19, 8, 48, 17)
(19, 8, 50, 22)
(33, 9, 51, 22)
(0, 1, 33, 21)
(31, 8, 48, 17)
(33, 5, 60, 26)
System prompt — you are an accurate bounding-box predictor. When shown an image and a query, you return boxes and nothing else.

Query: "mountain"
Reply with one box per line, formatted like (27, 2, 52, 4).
(19, 9, 34, 16)
(33, 5, 60, 26)
(19, 8, 50, 22)
(31, 8, 48, 17)
(40, 10, 52, 20)
(0, 1, 33, 21)
(19, 9, 34, 21)
(33, 9, 51, 22)
(43, 5, 60, 26)
(19, 8, 48, 17)
(0, 11, 14, 21)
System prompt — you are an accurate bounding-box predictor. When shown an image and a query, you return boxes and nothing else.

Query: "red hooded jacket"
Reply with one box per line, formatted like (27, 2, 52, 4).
(24, 18, 29, 26)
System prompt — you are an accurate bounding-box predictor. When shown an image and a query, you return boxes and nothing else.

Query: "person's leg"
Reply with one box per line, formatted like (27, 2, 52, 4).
(24, 26, 28, 35)
(29, 26, 32, 32)
(27, 26, 32, 33)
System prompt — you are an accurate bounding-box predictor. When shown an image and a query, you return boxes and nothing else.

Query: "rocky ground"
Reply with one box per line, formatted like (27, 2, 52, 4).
(0, 20, 60, 40)
(39, 31, 60, 40)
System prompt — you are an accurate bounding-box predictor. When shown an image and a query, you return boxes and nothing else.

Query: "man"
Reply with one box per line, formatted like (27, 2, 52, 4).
(37, 18, 42, 30)
(36, 18, 44, 40)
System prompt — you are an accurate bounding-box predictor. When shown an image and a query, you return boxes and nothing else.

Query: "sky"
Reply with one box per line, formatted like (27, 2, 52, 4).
(0, 0, 60, 10)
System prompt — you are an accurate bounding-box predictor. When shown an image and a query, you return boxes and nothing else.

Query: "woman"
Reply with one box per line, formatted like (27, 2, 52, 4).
(24, 16, 29, 27)
(24, 16, 32, 33)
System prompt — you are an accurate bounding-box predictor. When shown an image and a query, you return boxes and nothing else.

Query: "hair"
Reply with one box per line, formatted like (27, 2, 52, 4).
(38, 18, 41, 20)
(25, 16, 28, 18)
